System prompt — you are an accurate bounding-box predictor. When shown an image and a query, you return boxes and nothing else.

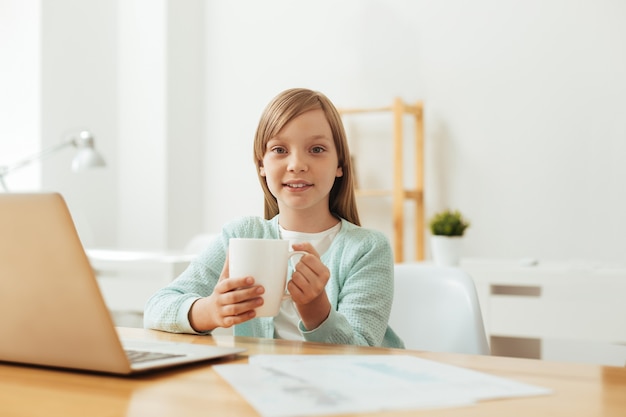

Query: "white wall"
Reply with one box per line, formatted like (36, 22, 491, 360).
(1, 0, 204, 250)
(0, 0, 117, 247)
(203, 0, 626, 263)
(117, 0, 168, 249)
(2, 0, 625, 264)
(0, 0, 40, 189)
(116, 0, 205, 250)
(39, 0, 118, 247)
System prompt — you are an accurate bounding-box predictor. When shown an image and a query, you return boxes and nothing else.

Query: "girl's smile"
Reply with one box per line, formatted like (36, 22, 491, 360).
(283, 180, 313, 190)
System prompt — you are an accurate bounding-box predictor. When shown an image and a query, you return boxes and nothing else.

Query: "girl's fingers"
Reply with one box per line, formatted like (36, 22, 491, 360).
(292, 241, 319, 257)
(217, 276, 257, 295)
(221, 296, 263, 317)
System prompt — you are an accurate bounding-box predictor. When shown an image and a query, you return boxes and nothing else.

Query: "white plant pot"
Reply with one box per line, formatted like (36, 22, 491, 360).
(431, 235, 463, 266)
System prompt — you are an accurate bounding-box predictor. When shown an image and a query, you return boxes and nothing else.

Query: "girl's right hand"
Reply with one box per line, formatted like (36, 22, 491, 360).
(188, 255, 265, 332)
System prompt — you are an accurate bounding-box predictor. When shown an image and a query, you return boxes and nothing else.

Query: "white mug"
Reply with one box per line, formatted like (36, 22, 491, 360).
(228, 238, 306, 317)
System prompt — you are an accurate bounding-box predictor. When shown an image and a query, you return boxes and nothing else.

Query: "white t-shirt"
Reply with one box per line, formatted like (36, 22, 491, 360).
(274, 222, 341, 340)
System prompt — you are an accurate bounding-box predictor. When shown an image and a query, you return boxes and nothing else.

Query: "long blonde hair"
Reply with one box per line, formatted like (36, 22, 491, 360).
(253, 88, 360, 226)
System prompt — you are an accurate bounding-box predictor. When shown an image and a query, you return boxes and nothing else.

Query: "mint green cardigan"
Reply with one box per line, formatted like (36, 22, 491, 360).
(144, 216, 404, 349)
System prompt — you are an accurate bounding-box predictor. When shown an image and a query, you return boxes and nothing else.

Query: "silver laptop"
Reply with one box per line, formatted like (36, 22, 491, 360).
(0, 192, 244, 375)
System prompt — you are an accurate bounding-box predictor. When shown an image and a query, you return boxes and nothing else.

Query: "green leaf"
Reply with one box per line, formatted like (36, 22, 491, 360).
(429, 209, 470, 236)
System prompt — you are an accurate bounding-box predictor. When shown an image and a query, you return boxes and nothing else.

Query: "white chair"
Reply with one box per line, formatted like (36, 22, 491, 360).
(389, 263, 490, 355)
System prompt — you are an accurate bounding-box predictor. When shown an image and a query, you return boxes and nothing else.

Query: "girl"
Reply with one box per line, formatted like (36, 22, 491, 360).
(144, 88, 404, 348)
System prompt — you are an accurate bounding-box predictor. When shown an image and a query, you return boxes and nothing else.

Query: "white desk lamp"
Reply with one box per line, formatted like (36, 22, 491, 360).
(0, 130, 106, 191)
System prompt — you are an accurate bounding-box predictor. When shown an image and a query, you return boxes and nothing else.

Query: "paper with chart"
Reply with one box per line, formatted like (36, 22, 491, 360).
(214, 355, 552, 417)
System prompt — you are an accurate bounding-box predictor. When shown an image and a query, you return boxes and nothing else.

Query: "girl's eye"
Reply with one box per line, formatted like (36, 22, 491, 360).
(311, 146, 325, 154)
(271, 147, 287, 154)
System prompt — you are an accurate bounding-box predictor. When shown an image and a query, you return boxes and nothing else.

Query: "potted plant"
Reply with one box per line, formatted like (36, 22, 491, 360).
(429, 209, 470, 266)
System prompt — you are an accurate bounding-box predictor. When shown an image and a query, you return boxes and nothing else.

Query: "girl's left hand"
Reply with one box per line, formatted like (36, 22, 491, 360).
(288, 242, 329, 304)
(288, 242, 332, 330)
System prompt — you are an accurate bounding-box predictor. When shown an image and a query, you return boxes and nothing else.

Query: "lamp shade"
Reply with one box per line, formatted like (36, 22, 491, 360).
(71, 131, 106, 171)
(71, 148, 106, 171)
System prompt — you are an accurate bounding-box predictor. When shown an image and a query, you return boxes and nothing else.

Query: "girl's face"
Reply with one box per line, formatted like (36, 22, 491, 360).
(260, 109, 343, 220)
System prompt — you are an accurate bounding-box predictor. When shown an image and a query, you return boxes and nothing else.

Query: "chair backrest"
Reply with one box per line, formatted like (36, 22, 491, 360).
(389, 263, 490, 355)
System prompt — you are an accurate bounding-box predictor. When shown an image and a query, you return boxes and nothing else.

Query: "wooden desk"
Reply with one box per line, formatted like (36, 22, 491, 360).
(1, 327, 625, 417)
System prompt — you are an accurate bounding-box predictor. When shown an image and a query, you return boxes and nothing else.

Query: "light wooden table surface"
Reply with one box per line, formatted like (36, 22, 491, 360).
(1, 327, 625, 417)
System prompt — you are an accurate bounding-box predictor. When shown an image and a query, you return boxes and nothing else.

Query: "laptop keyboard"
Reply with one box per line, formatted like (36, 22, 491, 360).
(125, 349, 185, 364)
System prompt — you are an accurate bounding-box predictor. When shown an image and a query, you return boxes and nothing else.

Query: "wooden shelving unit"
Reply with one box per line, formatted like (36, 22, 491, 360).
(339, 98, 425, 262)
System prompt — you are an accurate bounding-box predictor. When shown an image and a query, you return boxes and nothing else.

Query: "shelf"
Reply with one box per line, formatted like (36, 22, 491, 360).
(355, 189, 423, 199)
(339, 98, 425, 262)
(355, 189, 393, 197)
